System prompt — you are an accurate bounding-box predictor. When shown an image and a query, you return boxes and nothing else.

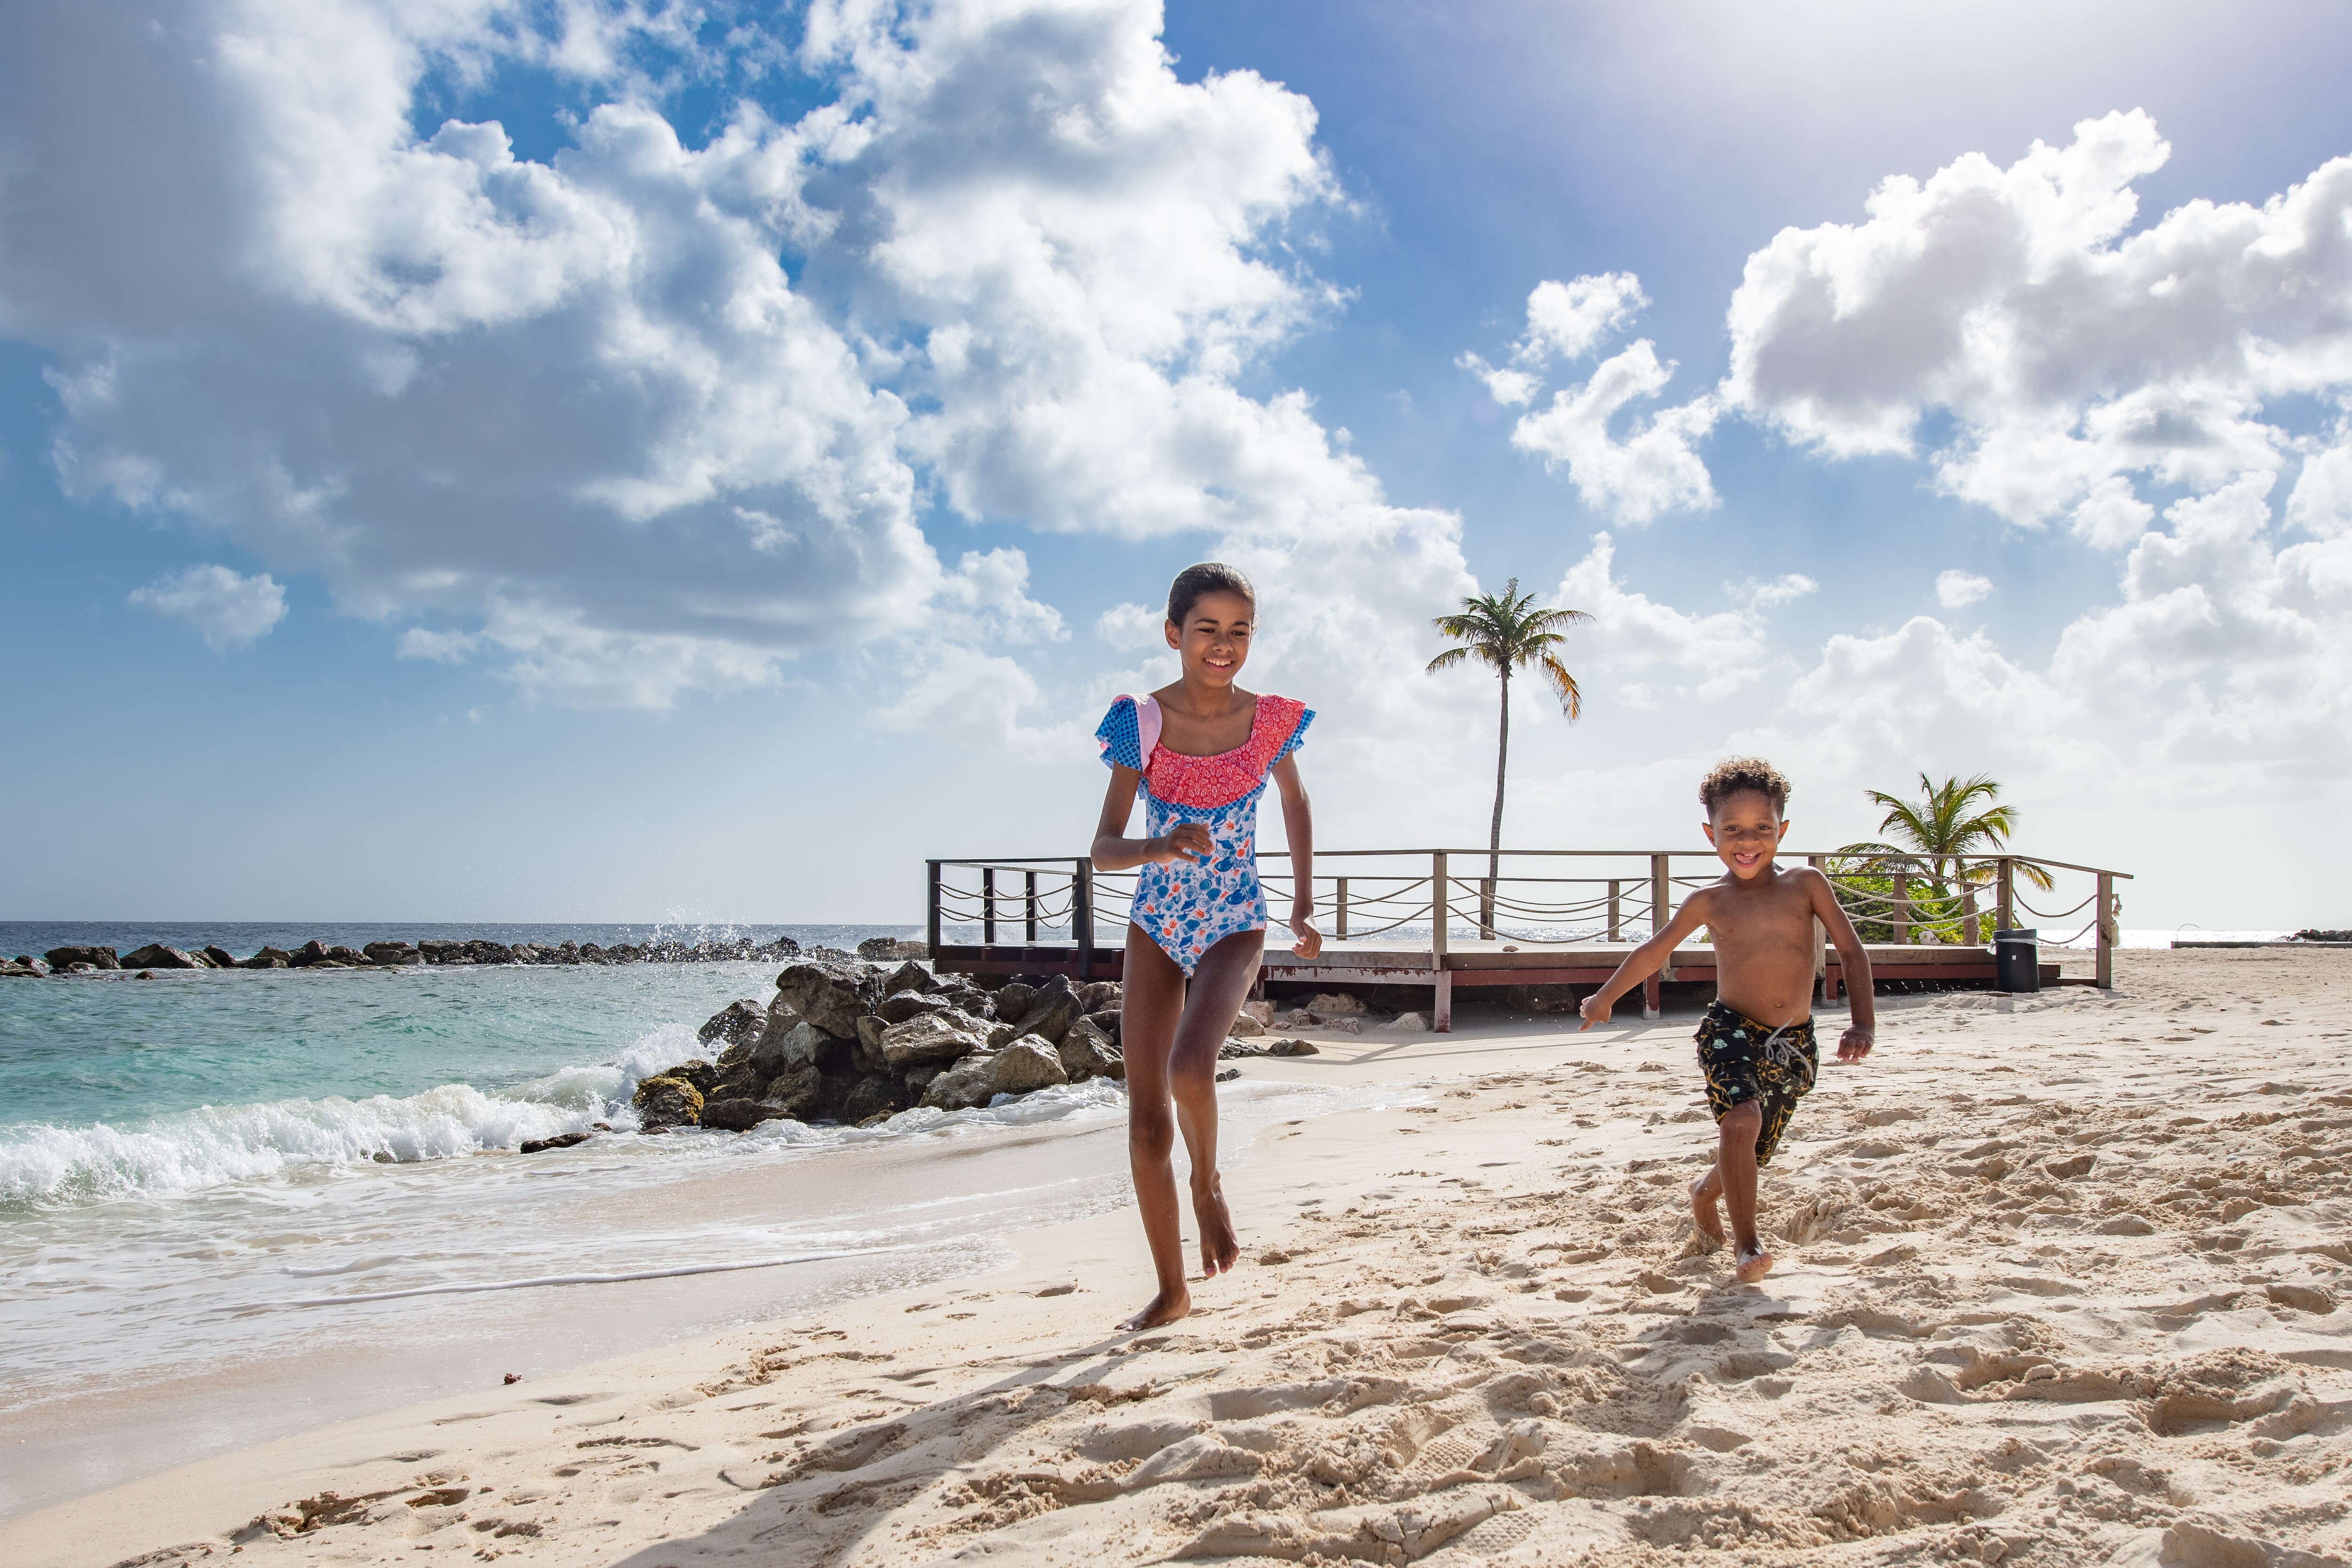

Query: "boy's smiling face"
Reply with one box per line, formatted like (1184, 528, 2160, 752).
(1704, 788, 1790, 882)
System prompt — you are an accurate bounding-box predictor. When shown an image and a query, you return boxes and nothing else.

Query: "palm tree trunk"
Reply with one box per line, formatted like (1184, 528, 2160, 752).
(1484, 669, 1508, 938)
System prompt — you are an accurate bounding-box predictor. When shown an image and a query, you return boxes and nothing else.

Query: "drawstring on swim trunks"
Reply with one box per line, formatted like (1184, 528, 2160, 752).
(1756, 1023, 1803, 1073)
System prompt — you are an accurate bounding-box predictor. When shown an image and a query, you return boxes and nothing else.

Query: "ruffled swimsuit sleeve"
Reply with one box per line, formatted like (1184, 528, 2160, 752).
(1268, 700, 1313, 765)
(1097, 695, 1144, 772)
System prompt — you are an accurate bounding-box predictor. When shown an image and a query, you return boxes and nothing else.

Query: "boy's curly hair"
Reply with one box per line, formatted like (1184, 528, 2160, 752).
(1699, 756, 1791, 815)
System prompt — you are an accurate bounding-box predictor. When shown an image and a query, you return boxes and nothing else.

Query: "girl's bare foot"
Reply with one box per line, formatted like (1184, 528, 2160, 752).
(1733, 1245, 1774, 1284)
(1194, 1174, 1240, 1277)
(1121, 1286, 1191, 1331)
(1689, 1173, 1725, 1251)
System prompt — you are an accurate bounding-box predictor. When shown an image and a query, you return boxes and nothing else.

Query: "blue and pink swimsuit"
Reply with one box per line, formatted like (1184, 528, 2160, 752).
(1096, 693, 1313, 975)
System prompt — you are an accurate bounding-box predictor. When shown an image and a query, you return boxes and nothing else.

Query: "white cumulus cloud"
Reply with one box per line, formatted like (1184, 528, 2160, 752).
(128, 564, 288, 650)
(1935, 570, 1993, 608)
(1510, 343, 1720, 525)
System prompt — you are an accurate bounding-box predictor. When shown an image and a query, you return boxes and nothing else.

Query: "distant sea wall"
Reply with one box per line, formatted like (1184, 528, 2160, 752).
(4, 934, 926, 977)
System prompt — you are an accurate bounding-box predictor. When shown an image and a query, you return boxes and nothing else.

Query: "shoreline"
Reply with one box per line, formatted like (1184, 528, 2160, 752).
(7, 948, 2350, 1568)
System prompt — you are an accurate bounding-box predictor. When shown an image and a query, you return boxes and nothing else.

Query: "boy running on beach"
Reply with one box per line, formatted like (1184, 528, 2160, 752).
(1577, 758, 1875, 1283)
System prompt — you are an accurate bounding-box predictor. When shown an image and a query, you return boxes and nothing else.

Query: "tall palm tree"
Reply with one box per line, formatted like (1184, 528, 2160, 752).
(1842, 773, 2051, 943)
(1426, 579, 1590, 935)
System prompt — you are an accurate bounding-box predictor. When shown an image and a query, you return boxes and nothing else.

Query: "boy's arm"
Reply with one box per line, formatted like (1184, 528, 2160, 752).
(1806, 869, 1875, 1061)
(1578, 891, 1714, 1030)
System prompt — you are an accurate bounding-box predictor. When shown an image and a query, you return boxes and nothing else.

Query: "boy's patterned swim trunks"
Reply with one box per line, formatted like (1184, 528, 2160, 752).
(1694, 1000, 1819, 1167)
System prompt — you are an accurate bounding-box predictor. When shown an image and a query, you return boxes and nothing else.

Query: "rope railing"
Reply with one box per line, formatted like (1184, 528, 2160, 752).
(925, 847, 2131, 996)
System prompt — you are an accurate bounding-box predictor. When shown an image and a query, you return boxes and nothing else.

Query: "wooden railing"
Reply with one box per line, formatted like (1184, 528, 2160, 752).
(926, 848, 2133, 989)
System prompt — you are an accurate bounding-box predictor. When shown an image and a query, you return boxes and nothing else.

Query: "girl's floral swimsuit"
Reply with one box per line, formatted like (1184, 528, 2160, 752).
(1097, 693, 1313, 975)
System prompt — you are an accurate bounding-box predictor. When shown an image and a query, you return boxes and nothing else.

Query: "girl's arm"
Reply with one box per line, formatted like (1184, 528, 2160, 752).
(1090, 765, 1209, 873)
(1270, 755, 1321, 959)
(1577, 891, 1715, 1029)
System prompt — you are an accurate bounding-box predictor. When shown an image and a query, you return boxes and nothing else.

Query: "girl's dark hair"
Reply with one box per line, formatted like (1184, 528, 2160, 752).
(1167, 562, 1256, 626)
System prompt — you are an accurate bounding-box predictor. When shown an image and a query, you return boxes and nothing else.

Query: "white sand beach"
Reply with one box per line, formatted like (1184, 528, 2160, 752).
(13, 947, 2350, 1568)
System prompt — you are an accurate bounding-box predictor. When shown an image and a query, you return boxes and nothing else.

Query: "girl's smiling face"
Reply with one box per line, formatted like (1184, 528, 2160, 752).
(1166, 589, 1254, 689)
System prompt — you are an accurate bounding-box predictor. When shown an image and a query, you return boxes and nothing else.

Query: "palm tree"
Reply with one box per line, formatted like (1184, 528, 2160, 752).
(1426, 579, 1590, 936)
(1842, 773, 2050, 943)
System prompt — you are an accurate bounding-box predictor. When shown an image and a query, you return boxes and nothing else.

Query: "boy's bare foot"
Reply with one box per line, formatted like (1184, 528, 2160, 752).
(1733, 1245, 1774, 1284)
(1194, 1174, 1240, 1277)
(1689, 1173, 1725, 1251)
(1121, 1286, 1191, 1331)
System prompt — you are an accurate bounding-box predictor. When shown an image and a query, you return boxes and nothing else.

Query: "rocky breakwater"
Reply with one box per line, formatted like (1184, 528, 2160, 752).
(624, 959, 1128, 1135)
(0, 933, 862, 977)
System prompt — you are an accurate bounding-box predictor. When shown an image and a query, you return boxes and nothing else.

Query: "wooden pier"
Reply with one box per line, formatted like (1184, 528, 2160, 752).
(926, 848, 2129, 1032)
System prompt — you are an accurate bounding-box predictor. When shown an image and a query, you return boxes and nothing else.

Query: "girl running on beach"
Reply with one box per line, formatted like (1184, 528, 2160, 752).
(1093, 563, 1320, 1330)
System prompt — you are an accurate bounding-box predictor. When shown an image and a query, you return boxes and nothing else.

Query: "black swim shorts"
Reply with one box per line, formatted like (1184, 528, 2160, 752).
(1694, 1000, 1819, 1167)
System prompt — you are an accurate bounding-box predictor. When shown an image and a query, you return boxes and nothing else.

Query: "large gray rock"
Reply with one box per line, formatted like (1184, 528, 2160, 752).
(1083, 1008, 1121, 1044)
(760, 1020, 848, 1075)
(852, 1016, 890, 1074)
(1057, 1017, 1123, 1082)
(363, 941, 419, 967)
(632, 1076, 704, 1131)
(246, 948, 292, 969)
(876, 991, 953, 1025)
(839, 1074, 906, 1124)
(202, 946, 240, 970)
(882, 961, 932, 997)
(654, 1058, 720, 1095)
(121, 944, 205, 970)
(45, 946, 118, 970)
(993, 980, 1037, 1021)
(1009, 976, 1084, 1045)
(876, 1010, 992, 1069)
(699, 1097, 785, 1132)
(774, 959, 878, 1039)
(698, 999, 769, 1051)
(920, 1053, 1000, 1112)
(989, 1039, 1070, 1096)
(1078, 980, 1123, 1012)
(766, 1061, 823, 1118)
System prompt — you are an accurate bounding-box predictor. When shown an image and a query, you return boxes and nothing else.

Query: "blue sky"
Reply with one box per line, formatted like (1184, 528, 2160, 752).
(4, 0, 2350, 926)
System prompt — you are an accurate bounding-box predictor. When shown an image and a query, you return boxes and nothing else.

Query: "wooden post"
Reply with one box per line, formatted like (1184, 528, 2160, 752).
(1025, 870, 1039, 943)
(1431, 852, 1448, 962)
(1892, 871, 1910, 946)
(1649, 854, 1669, 941)
(982, 867, 998, 945)
(1642, 970, 1660, 1020)
(1432, 852, 1449, 1032)
(1607, 880, 1621, 941)
(1479, 877, 1495, 941)
(1808, 855, 1827, 1003)
(1996, 857, 2013, 934)
(2096, 871, 2115, 990)
(1074, 860, 1095, 980)
(1335, 877, 1349, 940)
(926, 860, 942, 956)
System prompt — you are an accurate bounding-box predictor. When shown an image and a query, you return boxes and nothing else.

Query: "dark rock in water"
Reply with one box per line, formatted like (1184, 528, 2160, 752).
(464, 939, 515, 965)
(877, 991, 953, 1026)
(0, 961, 41, 978)
(765, 1061, 823, 1118)
(632, 1076, 703, 1130)
(247, 947, 293, 969)
(857, 936, 902, 961)
(202, 945, 239, 969)
(290, 939, 332, 967)
(708, 1061, 766, 1101)
(1267, 1038, 1320, 1056)
(655, 1058, 720, 1095)
(993, 980, 1037, 1022)
(122, 944, 205, 970)
(698, 999, 769, 1050)
(518, 1132, 592, 1154)
(881, 960, 931, 997)
(920, 1053, 995, 1112)
(876, 1010, 991, 1069)
(839, 1073, 906, 1124)
(62, 962, 97, 974)
(1215, 1067, 1241, 1082)
(763, 1020, 850, 1075)
(2294, 929, 2352, 942)
(1009, 976, 1083, 1046)
(135, 970, 155, 979)
(903, 1062, 947, 1098)
(747, 1002, 805, 1075)
(851, 1016, 890, 1075)
(45, 945, 118, 970)
(363, 941, 419, 967)
(417, 940, 463, 965)
(699, 1098, 784, 1132)
(774, 958, 880, 1039)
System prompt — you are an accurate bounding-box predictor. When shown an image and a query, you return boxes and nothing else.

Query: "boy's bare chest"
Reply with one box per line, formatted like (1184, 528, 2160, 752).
(1702, 883, 1817, 955)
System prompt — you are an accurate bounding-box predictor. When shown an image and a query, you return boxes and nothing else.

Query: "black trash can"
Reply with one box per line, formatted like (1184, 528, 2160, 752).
(1994, 927, 2040, 993)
